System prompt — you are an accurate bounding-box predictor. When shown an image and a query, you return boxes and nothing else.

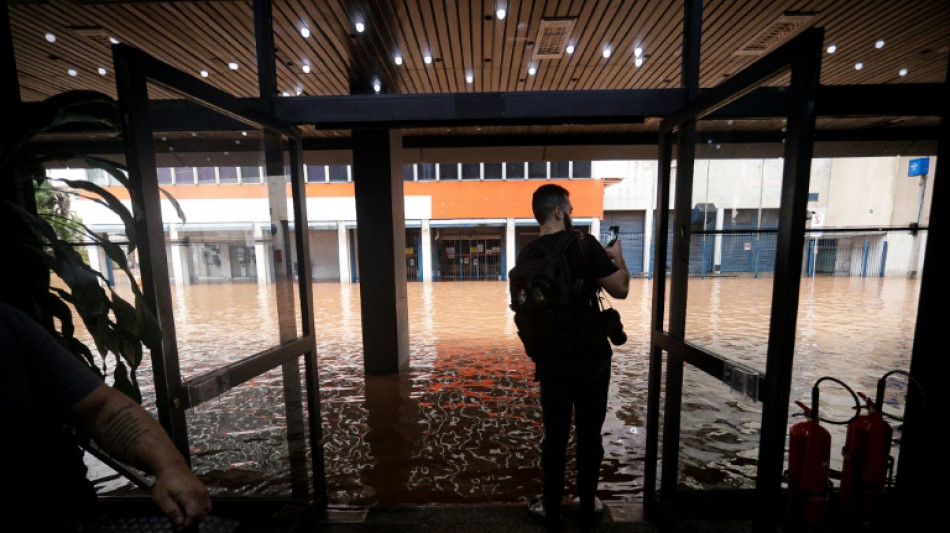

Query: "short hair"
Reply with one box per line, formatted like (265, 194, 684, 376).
(532, 184, 570, 224)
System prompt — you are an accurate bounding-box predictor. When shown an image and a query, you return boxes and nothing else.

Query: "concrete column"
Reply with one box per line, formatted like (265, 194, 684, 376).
(589, 218, 601, 239)
(168, 227, 187, 286)
(420, 219, 433, 282)
(220, 244, 233, 280)
(352, 128, 409, 375)
(714, 208, 725, 271)
(644, 206, 655, 277)
(337, 221, 351, 284)
(506, 218, 517, 277)
(86, 233, 107, 287)
(255, 224, 269, 285)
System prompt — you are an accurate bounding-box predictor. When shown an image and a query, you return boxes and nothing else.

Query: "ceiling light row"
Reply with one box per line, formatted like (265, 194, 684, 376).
(44, 31, 119, 44)
(826, 38, 909, 77)
(59, 66, 112, 77)
(825, 38, 888, 54)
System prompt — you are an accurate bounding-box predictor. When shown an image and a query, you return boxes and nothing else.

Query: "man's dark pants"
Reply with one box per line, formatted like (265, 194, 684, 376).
(538, 357, 611, 519)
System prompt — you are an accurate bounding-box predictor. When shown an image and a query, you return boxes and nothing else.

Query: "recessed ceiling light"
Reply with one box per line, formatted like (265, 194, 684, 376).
(97, 67, 107, 76)
(496, 9, 507, 20)
(424, 55, 433, 64)
(242, 131, 247, 136)
(855, 62, 863, 70)
(200, 70, 209, 78)
(566, 44, 575, 54)
(300, 27, 310, 38)
(282, 91, 290, 96)
(45, 32, 56, 43)
(634, 46, 643, 57)
(602, 47, 611, 59)
(635, 57, 644, 67)
(67, 68, 77, 77)
(109, 37, 119, 45)
(875, 39, 885, 49)
(373, 81, 381, 93)
(295, 86, 303, 95)
(826, 44, 837, 54)
(527, 66, 537, 76)
(394, 55, 403, 65)
(302, 63, 311, 73)
(355, 22, 365, 33)
(899, 68, 908, 77)
(466, 73, 474, 83)
(228, 62, 239, 70)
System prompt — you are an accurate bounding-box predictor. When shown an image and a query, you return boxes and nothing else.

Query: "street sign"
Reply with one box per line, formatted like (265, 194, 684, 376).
(908, 157, 929, 177)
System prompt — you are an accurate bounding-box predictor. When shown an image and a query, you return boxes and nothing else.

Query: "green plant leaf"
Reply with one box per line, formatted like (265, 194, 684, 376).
(134, 292, 163, 352)
(112, 359, 142, 404)
(57, 178, 138, 252)
(160, 187, 187, 225)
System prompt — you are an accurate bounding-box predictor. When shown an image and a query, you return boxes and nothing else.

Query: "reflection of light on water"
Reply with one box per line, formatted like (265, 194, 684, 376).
(86, 277, 918, 506)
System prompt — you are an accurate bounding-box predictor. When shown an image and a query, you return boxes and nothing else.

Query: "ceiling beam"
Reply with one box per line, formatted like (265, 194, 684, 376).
(21, 84, 944, 136)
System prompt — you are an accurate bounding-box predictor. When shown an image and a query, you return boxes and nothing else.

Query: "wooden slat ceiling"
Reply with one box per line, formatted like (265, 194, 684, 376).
(7, 0, 950, 141)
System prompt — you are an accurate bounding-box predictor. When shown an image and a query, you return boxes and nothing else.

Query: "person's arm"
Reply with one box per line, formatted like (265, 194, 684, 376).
(66, 383, 211, 530)
(598, 240, 630, 299)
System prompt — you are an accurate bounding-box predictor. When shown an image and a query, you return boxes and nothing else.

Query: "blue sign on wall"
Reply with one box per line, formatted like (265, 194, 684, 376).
(908, 157, 929, 177)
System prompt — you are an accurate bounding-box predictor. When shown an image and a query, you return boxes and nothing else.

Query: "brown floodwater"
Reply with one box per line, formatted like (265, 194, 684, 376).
(88, 276, 920, 506)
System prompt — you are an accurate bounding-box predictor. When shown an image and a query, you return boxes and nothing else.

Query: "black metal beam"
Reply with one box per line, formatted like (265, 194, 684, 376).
(109, 44, 294, 138)
(279, 90, 660, 128)
(23, 126, 941, 163)
(654, 332, 765, 402)
(288, 128, 328, 508)
(112, 44, 192, 461)
(894, 50, 946, 532)
(18, 84, 944, 138)
(658, 0, 703, 502)
(181, 337, 315, 407)
(645, 129, 673, 509)
(253, 0, 277, 107)
(661, 28, 825, 132)
(754, 27, 823, 533)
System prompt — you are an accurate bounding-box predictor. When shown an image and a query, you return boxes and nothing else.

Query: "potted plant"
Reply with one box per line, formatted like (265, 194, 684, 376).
(1, 90, 183, 403)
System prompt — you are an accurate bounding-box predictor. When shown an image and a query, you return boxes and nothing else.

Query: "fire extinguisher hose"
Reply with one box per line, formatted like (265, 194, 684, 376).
(809, 376, 862, 426)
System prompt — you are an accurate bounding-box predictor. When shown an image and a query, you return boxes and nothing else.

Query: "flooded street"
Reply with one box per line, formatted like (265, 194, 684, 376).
(89, 276, 920, 506)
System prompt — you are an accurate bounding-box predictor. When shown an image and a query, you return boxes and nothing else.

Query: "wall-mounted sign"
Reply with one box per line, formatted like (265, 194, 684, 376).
(908, 157, 929, 177)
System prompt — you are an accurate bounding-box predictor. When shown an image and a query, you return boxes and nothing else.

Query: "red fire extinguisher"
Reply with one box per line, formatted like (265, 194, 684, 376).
(787, 399, 832, 527)
(787, 376, 860, 527)
(839, 369, 922, 524)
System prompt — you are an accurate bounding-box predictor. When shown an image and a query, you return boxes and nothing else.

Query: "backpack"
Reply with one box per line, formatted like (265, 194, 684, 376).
(508, 231, 595, 363)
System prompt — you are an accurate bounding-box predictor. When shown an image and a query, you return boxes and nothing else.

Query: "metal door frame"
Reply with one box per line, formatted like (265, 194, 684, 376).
(112, 43, 326, 508)
(644, 28, 823, 532)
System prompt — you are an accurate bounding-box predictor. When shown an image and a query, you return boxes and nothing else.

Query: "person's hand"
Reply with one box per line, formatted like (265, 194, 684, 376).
(604, 239, 623, 262)
(151, 465, 212, 530)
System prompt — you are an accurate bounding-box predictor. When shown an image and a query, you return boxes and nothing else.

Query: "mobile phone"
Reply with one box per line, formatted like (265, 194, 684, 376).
(606, 226, 619, 247)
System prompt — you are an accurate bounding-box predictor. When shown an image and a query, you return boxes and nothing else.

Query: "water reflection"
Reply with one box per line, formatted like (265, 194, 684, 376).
(88, 276, 918, 506)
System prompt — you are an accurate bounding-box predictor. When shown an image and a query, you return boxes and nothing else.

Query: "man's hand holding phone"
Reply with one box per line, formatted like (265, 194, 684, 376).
(604, 225, 622, 262)
(606, 225, 619, 247)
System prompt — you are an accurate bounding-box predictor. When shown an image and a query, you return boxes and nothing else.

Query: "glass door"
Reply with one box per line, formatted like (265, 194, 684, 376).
(111, 43, 325, 508)
(644, 28, 823, 532)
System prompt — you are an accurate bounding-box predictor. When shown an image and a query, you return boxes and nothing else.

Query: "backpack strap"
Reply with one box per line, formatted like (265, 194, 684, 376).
(566, 231, 601, 308)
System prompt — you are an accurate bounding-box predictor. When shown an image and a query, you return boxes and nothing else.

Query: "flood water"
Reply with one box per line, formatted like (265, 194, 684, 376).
(88, 276, 920, 506)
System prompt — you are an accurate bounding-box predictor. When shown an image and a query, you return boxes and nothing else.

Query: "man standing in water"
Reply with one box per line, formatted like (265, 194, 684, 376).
(518, 184, 629, 531)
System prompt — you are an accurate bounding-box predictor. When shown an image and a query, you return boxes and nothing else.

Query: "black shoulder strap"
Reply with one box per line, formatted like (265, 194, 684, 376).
(574, 232, 602, 304)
